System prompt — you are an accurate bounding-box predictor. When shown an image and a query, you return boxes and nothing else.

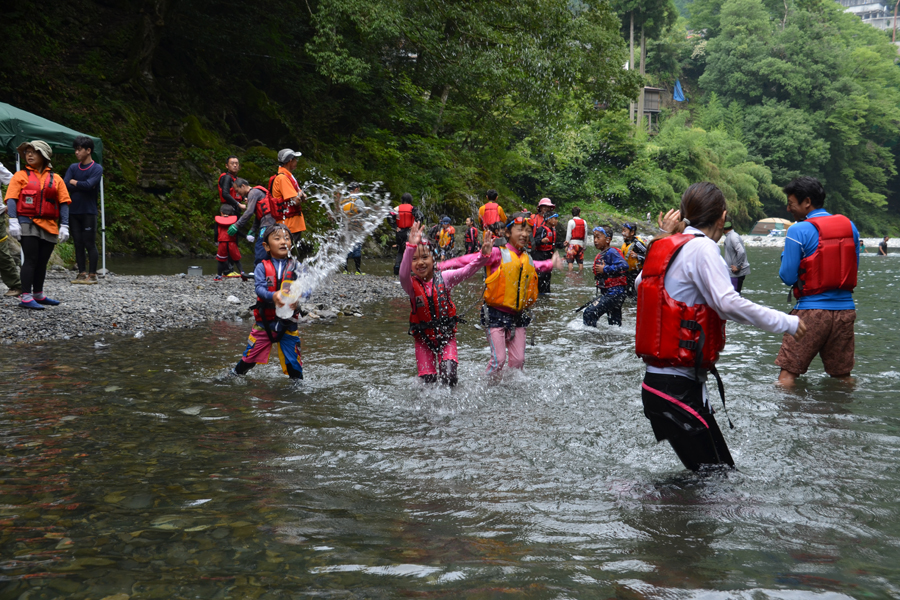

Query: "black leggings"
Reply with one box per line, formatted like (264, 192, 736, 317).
(421, 359, 458, 386)
(583, 293, 625, 327)
(20, 235, 56, 295)
(641, 372, 734, 471)
(70, 213, 98, 273)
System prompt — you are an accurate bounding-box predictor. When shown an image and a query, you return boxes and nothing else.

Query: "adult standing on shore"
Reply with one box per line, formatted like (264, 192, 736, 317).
(231, 178, 275, 266)
(878, 236, 890, 256)
(4, 141, 72, 309)
(0, 160, 22, 296)
(65, 136, 103, 285)
(722, 221, 750, 295)
(218, 156, 245, 212)
(270, 149, 308, 258)
(776, 176, 859, 386)
(636, 183, 806, 471)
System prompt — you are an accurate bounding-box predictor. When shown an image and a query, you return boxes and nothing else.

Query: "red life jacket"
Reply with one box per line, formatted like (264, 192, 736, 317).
(481, 202, 500, 227)
(215, 215, 238, 242)
(397, 204, 415, 229)
(635, 234, 726, 370)
(531, 213, 545, 239)
(464, 226, 479, 247)
(408, 271, 458, 353)
(534, 224, 555, 253)
(16, 169, 59, 220)
(794, 214, 858, 298)
(252, 185, 274, 221)
(571, 217, 586, 241)
(594, 248, 627, 289)
(218, 172, 242, 205)
(269, 173, 301, 220)
(253, 259, 300, 325)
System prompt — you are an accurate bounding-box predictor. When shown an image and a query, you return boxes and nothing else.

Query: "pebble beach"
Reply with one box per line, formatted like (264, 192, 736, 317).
(0, 268, 404, 345)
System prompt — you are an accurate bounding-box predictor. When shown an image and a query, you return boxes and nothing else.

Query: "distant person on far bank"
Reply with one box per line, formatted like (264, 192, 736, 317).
(393, 193, 422, 275)
(478, 189, 506, 231)
(463, 217, 480, 255)
(776, 176, 859, 386)
(564, 207, 587, 272)
(5, 141, 72, 309)
(723, 221, 750, 295)
(218, 155, 245, 212)
(231, 178, 276, 266)
(270, 149, 308, 258)
(878, 236, 890, 256)
(65, 136, 103, 285)
(0, 159, 22, 297)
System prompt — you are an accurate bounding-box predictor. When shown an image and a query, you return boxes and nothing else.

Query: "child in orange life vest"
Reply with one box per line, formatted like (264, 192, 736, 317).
(234, 225, 307, 379)
(483, 212, 562, 374)
(400, 222, 493, 385)
(214, 204, 247, 281)
(437, 217, 456, 259)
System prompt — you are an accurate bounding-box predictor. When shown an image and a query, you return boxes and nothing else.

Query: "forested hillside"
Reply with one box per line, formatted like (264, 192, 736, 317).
(1, 0, 897, 256)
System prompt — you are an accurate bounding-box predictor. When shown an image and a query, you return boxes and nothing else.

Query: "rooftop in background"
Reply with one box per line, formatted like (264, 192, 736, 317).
(836, 0, 897, 31)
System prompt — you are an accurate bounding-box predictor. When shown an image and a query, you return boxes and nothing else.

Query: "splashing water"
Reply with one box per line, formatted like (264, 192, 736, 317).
(275, 180, 392, 318)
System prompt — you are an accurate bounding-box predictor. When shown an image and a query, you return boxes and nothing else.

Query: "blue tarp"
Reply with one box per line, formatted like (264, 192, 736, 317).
(673, 80, 685, 102)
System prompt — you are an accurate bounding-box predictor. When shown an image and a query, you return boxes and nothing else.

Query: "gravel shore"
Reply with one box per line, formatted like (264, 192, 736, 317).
(0, 269, 404, 345)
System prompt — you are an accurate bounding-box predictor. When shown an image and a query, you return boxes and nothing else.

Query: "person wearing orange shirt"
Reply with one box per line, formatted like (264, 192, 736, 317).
(478, 189, 507, 231)
(5, 141, 72, 309)
(269, 149, 309, 258)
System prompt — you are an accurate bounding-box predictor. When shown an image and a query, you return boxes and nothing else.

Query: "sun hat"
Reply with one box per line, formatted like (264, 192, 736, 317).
(440, 216, 451, 224)
(724, 221, 733, 229)
(17, 140, 53, 163)
(537, 198, 555, 208)
(277, 148, 302, 164)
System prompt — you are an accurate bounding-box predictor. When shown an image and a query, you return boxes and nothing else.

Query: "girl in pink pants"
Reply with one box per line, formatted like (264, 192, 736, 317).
(400, 223, 492, 385)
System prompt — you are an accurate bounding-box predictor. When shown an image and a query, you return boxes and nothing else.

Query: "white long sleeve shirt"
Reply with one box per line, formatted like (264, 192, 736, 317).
(636, 227, 799, 386)
(565, 218, 586, 246)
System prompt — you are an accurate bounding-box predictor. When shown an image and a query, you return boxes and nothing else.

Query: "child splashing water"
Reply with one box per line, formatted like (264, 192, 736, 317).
(400, 222, 493, 385)
(233, 225, 306, 379)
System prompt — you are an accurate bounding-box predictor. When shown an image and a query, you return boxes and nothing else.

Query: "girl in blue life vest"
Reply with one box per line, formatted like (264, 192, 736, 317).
(233, 225, 308, 379)
(400, 222, 493, 385)
(583, 226, 629, 328)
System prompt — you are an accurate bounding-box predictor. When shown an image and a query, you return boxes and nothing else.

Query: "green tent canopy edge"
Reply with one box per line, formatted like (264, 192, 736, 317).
(0, 102, 104, 164)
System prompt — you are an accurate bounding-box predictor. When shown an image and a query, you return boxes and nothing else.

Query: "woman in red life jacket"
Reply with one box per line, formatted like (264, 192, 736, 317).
(635, 183, 807, 471)
(233, 225, 307, 379)
(399, 221, 493, 385)
(4, 141, 72, 309)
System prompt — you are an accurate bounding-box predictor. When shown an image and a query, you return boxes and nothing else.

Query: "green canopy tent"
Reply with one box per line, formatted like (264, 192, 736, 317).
(0, 102, 108, 273)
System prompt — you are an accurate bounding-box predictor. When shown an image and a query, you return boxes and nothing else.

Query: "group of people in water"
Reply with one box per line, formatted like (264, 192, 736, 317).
(229, 169, 861, 473)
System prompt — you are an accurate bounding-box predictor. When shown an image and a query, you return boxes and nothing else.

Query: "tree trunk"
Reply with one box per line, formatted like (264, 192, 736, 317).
(629, 13, 635, 124)
(432, 84, 451, 135)
(636, 28, 646, 132)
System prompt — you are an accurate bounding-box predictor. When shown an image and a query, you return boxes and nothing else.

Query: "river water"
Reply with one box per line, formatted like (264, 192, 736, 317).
(2, 247, 898, 599)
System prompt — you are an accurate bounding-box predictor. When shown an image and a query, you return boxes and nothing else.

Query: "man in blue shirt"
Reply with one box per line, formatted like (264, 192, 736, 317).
(776, 177, 859, 386)
(64, 136, 103, 284)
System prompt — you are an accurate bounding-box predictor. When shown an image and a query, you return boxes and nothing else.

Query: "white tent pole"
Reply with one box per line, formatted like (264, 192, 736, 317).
(100, 175, 107, 275)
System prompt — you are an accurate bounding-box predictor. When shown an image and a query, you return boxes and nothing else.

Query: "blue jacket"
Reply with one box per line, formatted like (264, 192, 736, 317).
(597, 247, 628, 296)
(779, 208, 859, 310)
(64, 161, 103, 215)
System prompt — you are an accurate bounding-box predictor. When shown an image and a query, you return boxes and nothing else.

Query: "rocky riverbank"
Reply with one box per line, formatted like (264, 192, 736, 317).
(0, 269, 404, 345)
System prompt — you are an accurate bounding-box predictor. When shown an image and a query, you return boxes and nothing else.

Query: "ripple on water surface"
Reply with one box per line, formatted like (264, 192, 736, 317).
(1, 248, 899, 598)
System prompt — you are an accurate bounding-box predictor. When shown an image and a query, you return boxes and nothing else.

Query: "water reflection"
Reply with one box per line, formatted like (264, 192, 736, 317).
(1, 247, 898, 598)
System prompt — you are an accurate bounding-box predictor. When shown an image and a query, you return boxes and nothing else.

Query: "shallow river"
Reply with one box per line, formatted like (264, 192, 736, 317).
(2, 248, 899, 599)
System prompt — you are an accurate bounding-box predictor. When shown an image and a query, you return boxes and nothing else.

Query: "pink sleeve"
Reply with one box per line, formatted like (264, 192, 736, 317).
(436, 252, 479, 271)
(399, 243, 417, 298)
(534, 258, 554, 273)
(441, 252, 491, 288)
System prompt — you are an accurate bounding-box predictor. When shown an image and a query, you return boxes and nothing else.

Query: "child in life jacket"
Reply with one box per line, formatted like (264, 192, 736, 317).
(233, 225, 306, 379)
(483, 212, 562, 374)
(437, 217, 456, 259)
(214, 204, 247, 281)
(531, 213, 560, 294)
(583, 226, 629, 328)
(400, 222, 493, 385)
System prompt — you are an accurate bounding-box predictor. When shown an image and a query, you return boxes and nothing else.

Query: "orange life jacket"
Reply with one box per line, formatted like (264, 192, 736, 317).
(215, 215, 238, 242)
(635, 234, 726, 370)
(218, 172, 242, 205)
(481, 202, 500, 228)
(794, 214, 858, 298)
(484, 247, 539, 313)
(253, 259, 300, 331)
(571, 217, 586, 241)
(17, 169, 59, 220)
(397, 204, 415, 229)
